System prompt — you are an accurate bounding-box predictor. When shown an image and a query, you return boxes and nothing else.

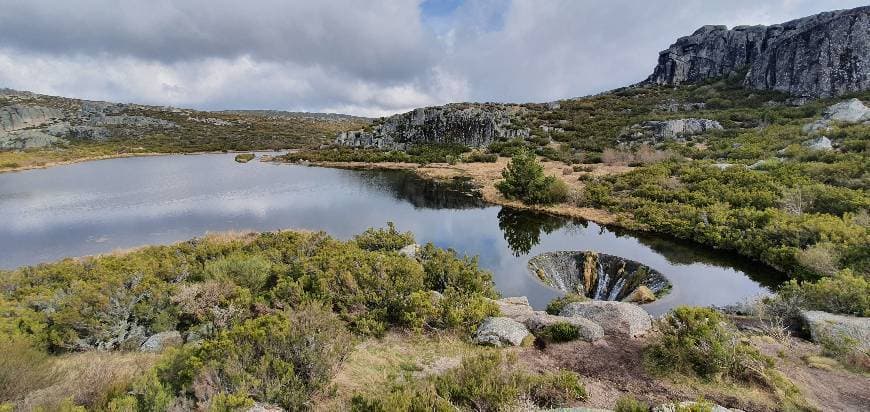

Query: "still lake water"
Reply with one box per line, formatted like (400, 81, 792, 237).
(0, 153, 784, 314)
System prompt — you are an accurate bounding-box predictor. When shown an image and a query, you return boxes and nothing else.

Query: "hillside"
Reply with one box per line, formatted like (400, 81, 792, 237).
(0, 89, 369, 171)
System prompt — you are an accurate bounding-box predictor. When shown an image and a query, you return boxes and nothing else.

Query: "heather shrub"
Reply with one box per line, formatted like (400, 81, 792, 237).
(353, 222, 415, 251)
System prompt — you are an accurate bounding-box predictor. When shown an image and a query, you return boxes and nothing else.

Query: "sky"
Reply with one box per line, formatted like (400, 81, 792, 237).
(0, 0, 866, 117)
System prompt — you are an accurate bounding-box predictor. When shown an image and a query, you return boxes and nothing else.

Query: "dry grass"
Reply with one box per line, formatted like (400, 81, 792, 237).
(314, 332, 493, 411)
(16, 351, 160, 411)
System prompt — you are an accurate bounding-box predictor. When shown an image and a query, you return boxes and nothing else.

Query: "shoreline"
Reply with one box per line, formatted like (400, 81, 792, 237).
(0, 149, 288, 174)
(264, 156, 632, 228)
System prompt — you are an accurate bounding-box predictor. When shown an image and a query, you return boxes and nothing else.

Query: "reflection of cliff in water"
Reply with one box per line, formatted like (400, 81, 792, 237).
(628, 231, 787, 289)
(497, 208, 574, 256)
(353, 169, 488, 210)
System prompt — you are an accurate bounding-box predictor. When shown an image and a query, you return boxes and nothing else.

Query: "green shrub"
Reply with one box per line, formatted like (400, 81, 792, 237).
(645, 307, 770, 385)
(777, 269, 870, 316)
(204, 252, 273, 295)
(350, 353, 585, 411)
(615, 395, 650, 412)
(546, 293, 588, 315)
(496, 149, 568, 204)
(0, 338, 57, 404)
(353, 222, 415, 251)
(539, 322, 581, 343)
(134, 304, 353, 410)
(463, 150, 498, 163)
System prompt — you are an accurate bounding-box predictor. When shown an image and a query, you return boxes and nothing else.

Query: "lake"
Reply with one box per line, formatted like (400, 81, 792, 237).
(0, 153, 784, 314)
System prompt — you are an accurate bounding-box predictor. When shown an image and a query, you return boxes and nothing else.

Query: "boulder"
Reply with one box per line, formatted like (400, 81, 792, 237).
(398, 243, 421, 259)
(654, 401, 742, 412)
(560, 301, 652, 337)
(823, 98, 870, 122)
(801, 311, 870, 353)
(140, 330, 183, 352)
(473, 317, 532, 347)
(622, 285, 656, 304)
(524, 312, 604, 342)
(619, 119, 722, 145)
(802, 136, 833, 151)
(247, 403, 285, 412)
(493, 296, 535, 321)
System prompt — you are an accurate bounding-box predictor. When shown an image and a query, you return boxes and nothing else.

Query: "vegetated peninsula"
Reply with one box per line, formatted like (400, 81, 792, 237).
(1, 5, 869, 412)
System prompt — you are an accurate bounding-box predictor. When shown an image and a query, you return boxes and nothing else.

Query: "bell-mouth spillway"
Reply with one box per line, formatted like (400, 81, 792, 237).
(528, 251, 672, 303)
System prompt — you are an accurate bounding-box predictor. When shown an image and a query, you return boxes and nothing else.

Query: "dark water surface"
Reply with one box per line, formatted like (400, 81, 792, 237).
(0, 153, 784, 314)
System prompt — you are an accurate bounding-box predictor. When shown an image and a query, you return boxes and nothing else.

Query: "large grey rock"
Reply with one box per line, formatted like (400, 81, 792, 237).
(473, 317, 531, 347)
(824, 98, 870, 123)
(524, 312, 604, 342)
(654, 402, 741, 412)
(646, 6, 870, 98)
(247, 403, 284, 412)
(619, 118, 722, 145)
(801, 311, 870, 353)
(493, 296, 535, 321)
(140, 330, 183, 352)
(0, 105, 63, 132)
(560, 301, 652, 337)
(0, 129, 63, 150)
(398, 243, 421, 259)
(335, 104, 529, 150)
(802, 136, 833, 151)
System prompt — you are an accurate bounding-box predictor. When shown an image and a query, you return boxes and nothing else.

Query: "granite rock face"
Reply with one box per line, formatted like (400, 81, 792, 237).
(0, 89, 179, 150)
(619, 118, 722, 145)
(647, 6, 870, 97)
(336, 104, 529, 150)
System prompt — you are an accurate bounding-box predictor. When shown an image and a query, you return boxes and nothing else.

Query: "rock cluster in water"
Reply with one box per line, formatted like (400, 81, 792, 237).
(646, 6, 870, 97)
(335, 103, 529, 150)
(527, 251, 671, 303)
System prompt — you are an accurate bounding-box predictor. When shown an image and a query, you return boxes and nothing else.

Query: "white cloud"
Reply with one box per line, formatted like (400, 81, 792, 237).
(0, 0, 865, 116)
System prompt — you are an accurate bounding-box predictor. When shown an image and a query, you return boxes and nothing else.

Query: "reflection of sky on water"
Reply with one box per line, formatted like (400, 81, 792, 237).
(0, 153, 784, 314)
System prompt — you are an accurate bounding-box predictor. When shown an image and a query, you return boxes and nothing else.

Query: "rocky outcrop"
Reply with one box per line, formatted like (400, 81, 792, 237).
(335, 104, 528, 150)
(801, 310, 870, 353)
(0, 90, 179, 150)
(524, 312, 604, 342)
(528, 251, 671, 302)
(140, 330, 183, 352)
(473, 317, 532, 347)
(619, 118, 722, 145)
(647, 6, 870, 97)
(803, 98, 870, 133)
(559, 301, 653, 337)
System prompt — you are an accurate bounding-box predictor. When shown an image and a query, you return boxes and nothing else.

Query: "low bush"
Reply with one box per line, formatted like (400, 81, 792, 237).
(353, 222, 415, 251)
(777, 269, 870, 316)
(349, 353, 585, 411)
(545, 293, 587, 315)
(538, 322, 581, 343)
(614, 395, 650, 412)
(0, 338, 57, 404)
(496, 149, 568, 205)
(645, 307, 771, 385)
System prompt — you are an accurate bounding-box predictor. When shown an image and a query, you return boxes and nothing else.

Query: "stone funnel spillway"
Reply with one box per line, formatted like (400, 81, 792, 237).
(528, 251, 671, 303)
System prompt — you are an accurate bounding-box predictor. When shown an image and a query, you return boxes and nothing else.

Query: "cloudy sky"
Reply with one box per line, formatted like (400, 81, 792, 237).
(0, 0, 865, 116)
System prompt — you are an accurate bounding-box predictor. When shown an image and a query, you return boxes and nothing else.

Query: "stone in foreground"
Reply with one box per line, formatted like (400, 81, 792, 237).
(524, 312, 604, 342)
(474, 317, 531, 347)
(560, 301, 652, 337)
(139, 330, 183, 352)
(801, 310, 870, 353)
(493, 296, 536, 322)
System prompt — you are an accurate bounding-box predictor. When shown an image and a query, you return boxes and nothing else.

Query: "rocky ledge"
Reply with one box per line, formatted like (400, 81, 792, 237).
(335, 103, 529, 150)
(528, 251, 671, 303)
(646, 6, 870, 97)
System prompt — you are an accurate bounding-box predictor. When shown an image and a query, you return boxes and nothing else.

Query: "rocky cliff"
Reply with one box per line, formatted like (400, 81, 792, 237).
(647, 6, 870, 97)
(335, 103, 528, 150)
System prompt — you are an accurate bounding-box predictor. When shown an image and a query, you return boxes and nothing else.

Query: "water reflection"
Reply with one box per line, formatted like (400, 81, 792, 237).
(0, 153, 784, 313)
(497, 208, 570, 256)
